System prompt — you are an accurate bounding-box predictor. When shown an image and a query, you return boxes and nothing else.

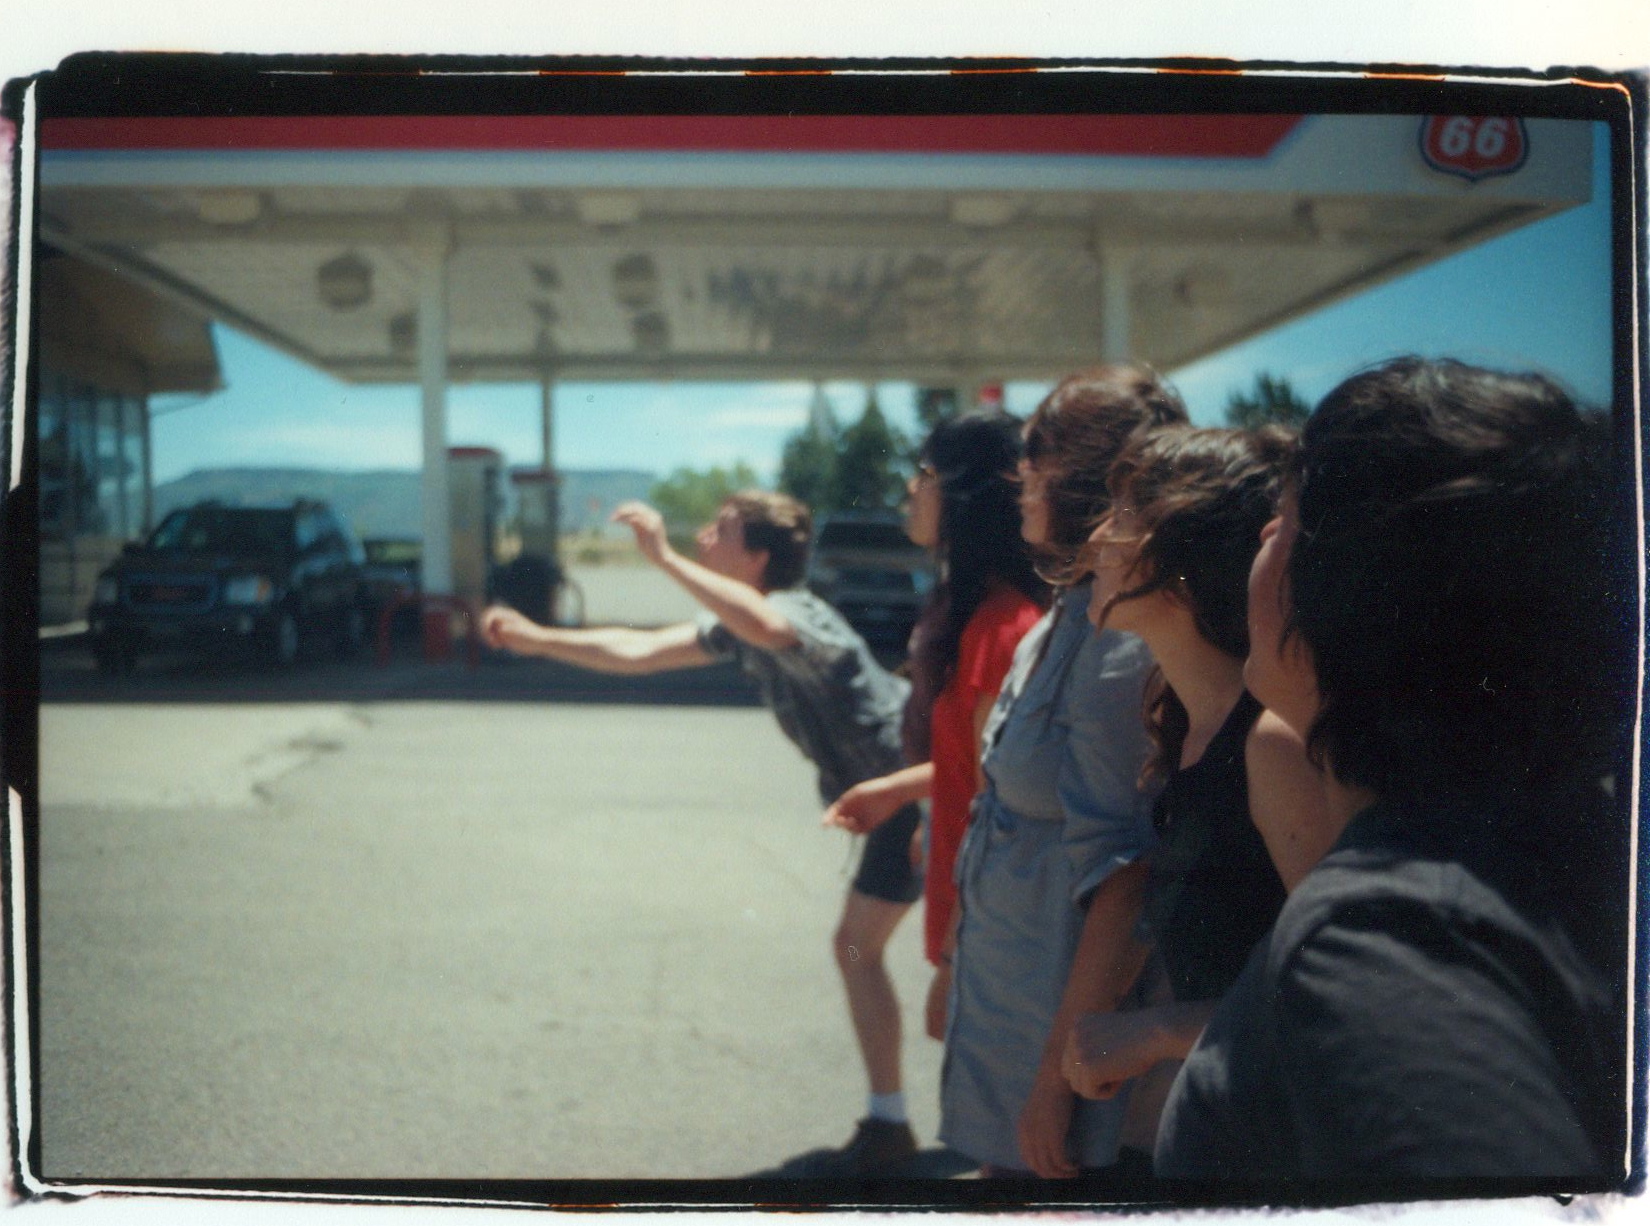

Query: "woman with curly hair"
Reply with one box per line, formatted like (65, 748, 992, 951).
(936, 367, 1187, 1180)
(1060, 427, 1331, 1144)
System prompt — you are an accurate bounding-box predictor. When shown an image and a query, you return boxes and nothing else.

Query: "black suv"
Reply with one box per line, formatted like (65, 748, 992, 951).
(805, 511, 933, 653)
(87, 500, 368, 672)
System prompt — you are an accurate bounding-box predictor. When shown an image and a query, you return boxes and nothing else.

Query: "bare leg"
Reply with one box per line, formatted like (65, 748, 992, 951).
(832, 888, 913, 1096)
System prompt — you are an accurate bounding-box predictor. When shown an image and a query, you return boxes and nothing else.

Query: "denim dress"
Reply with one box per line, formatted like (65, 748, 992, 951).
(938, 582, 1158, 1170)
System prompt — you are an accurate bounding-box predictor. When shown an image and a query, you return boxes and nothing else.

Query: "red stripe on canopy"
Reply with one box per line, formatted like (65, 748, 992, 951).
(41, 113, 1303, 158)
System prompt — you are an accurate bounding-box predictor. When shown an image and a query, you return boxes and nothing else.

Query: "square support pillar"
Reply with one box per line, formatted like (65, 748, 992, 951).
(1099, 244, 1132, 363)
(414, 224, 454, 599)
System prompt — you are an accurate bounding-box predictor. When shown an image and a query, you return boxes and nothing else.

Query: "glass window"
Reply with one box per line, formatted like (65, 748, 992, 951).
(122, 395, 147, 538)
(67, 383, 103, 535)
(150, 506, 295, 557)
(814, 519, 920, 552)
(97, 392, 123, 537)
(38, 372, 69, 537)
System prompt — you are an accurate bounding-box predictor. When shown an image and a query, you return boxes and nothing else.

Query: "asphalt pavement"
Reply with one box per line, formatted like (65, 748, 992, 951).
(33, 645, 965, 1185)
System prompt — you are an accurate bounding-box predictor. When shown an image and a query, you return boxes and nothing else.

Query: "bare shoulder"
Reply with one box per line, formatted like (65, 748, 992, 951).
(1246, 708, 1335, 891)
(1246, 709, 1311, 772)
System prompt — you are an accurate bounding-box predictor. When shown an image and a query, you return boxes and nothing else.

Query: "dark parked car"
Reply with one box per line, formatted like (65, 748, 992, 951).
(87, 500, 368, 672)
(359, 536, 422, 638)
(805, 511, 932, 653)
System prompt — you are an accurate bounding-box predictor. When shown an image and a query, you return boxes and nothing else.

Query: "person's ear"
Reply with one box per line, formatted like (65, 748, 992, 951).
(1160, 573, 1190, 608)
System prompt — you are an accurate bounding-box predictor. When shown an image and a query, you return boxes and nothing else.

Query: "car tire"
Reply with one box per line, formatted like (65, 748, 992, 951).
(265, 608, 301, 668)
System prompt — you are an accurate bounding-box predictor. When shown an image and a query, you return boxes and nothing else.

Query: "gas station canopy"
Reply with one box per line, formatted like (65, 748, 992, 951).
(32, 109, 1594, 598)
(37, 113, 1592, 386)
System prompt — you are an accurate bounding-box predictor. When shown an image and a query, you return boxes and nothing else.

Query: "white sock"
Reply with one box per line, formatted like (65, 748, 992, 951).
(867, 1091, 908, 1124)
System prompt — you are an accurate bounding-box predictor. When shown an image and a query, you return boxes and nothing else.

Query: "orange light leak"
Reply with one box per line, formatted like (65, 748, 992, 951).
(1362, 71, 1450, 82)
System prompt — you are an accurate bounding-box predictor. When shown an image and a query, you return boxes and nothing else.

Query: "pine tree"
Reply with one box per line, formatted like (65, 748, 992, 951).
(1224, 372, 1312, 429)
(830, 389, 907, 512)
(778, 383, 840, 512)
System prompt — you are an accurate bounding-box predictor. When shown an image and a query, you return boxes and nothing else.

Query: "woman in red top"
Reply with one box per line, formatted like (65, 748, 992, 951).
(827, 412, 1046, 1037)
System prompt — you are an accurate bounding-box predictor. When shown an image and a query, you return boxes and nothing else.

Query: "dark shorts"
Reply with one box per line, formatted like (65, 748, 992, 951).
(851, 802, 924, 904)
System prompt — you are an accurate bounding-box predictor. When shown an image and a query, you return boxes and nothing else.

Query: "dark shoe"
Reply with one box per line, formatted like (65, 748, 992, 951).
(807, 1117, 919, 1176)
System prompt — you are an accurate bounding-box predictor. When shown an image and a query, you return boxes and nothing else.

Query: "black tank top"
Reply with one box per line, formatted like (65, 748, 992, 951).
(1144, 691, 1287, 1002)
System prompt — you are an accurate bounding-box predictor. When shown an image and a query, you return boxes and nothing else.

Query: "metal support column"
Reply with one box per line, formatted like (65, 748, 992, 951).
(415, 224, 454, 598)
(539, 369, 555, 472)
(1100, 245, 1132, 363)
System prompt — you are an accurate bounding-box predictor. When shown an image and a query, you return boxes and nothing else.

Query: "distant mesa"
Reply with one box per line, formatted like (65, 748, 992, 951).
(152, 466, 658, 540)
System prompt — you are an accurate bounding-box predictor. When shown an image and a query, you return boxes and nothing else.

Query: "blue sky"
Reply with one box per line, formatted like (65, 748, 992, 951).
(150, 123, 1614, 486)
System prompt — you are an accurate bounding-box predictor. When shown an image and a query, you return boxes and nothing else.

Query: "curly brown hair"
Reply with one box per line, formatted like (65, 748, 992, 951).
(1085, 425, 1296, 782)
(1024, 364, 1189, 583)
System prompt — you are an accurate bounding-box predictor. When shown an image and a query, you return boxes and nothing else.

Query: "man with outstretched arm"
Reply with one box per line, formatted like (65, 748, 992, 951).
(481, 491, 926, 1176)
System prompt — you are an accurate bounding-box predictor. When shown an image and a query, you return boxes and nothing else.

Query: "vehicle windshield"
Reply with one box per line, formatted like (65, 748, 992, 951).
(814, 521, 916, 552)
(364, 539, 422, 566)
(147, 507, 295, 557)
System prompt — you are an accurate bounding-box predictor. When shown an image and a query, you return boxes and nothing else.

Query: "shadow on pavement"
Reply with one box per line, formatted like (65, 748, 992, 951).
(39, 632, 762, 707)
(746, 1145, 978, 1179)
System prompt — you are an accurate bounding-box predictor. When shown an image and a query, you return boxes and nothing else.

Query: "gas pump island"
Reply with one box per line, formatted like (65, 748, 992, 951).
(428, 447, 562, 660)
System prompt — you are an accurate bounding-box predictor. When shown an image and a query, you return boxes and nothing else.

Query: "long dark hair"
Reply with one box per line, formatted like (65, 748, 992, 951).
(1286, 358, 1630, 1099)
(1287, 357, 1626, 810)
(1088, 425, 1294, 782)
(902, 412, 1047, 761)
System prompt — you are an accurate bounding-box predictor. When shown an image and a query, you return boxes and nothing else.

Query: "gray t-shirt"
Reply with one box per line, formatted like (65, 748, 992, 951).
(1154, 799, 1622, 1183)
(696, 589, 909, 803)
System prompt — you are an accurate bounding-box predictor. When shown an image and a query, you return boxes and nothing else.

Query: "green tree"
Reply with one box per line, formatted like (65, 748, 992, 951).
(778, 388, 840, 512)
(914, 386, 959, 433)
(1224, 372, 1312, 430)
(649, 461, 760, 530)
(830, 392, 908, 513)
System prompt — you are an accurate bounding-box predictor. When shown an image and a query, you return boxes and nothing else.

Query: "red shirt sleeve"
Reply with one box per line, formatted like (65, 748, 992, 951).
(922, 588, 1044, 964)
(954, 589, 1043, 702)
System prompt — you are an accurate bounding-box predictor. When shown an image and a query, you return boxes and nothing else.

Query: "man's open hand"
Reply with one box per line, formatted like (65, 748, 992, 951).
(611, 502, 671, 566)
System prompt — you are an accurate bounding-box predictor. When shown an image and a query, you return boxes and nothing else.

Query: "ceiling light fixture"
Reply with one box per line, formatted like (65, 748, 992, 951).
(577, 192, 642, 228)
(950, 195, 1019, 227)
(318, 252, 373, 311)
(612, 254, 660, 310)
(195, 190, 262, 226)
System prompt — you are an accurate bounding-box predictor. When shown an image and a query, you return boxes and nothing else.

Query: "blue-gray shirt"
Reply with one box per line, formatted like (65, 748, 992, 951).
(940, 583, 1159, 1170)
(696, 588, 909, 803)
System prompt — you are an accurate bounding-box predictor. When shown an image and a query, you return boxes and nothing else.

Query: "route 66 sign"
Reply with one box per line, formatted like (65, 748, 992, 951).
(1420, 117, 1529, 181)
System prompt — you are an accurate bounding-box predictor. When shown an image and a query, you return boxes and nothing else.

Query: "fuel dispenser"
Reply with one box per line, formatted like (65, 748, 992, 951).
(411, 445, 502, 660)
(494, 468, 564, 625)
(447, 446, 505, 608)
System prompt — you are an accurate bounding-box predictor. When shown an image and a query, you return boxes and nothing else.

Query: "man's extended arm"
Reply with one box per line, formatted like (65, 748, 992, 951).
(479, 606, 712, 675)
(612, 502, 799, 651)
